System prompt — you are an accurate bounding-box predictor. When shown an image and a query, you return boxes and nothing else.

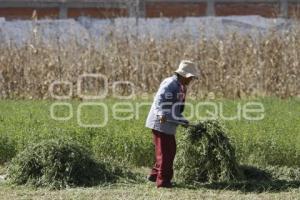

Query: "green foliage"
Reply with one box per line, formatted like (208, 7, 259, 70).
(0, 134, 16, 164)
(225, 98, 300, 167)
(0, 98, 299, 169)
(175, 119, 244, 183)
(265, 165, 300, 181)
(92, 133, 154, 167)
(7, 138, 119, 189)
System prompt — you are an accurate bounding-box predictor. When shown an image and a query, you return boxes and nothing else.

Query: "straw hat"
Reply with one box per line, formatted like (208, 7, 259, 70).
(175, 60, 199, 79)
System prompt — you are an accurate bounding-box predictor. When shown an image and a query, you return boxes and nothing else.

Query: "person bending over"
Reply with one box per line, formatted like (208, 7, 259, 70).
(145, 60, 199, 188)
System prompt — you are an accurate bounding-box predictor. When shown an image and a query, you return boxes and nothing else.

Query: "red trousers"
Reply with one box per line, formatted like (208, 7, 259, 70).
(150, 129, 176, 187)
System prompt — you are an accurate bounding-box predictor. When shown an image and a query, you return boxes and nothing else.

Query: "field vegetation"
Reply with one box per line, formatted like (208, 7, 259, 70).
(0, 19, 299, 198)
(0, 98, 299, 198)
(0, 98, 299, 168)
(0, 23, 299, 99)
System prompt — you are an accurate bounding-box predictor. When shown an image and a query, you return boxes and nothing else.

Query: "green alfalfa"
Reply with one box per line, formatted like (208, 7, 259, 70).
(175, 119, 244, 183)
(7, 138, 120, 189)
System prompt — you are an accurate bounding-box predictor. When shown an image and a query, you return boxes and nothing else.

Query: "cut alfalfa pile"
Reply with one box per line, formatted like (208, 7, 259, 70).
(175, 119, 244, 183)
(7, 138, 125, 189)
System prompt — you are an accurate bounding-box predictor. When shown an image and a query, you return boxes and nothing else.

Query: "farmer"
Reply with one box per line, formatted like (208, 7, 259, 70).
(145, 60, 199, 188)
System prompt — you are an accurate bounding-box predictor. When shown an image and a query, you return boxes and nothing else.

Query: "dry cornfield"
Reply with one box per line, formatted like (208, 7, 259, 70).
(0, 23, 299, 99)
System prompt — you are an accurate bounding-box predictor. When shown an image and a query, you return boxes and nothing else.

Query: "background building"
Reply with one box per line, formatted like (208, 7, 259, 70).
(0, 0, 299, 20)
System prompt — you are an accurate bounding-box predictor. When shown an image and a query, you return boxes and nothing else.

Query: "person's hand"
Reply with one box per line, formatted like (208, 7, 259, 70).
(182, 121, 189, 128)
(159, 115, 167, 124)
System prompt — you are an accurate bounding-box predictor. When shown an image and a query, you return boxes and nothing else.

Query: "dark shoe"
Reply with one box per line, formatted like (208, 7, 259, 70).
(147, 175, 157, 182)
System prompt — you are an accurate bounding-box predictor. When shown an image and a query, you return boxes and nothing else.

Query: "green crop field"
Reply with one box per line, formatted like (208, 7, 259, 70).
(0, 98, 299, 199)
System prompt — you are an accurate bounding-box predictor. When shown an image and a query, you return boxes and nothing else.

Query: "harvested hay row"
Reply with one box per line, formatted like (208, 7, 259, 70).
(7, 138, 130, 189)
(175, 119, 244, 183)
